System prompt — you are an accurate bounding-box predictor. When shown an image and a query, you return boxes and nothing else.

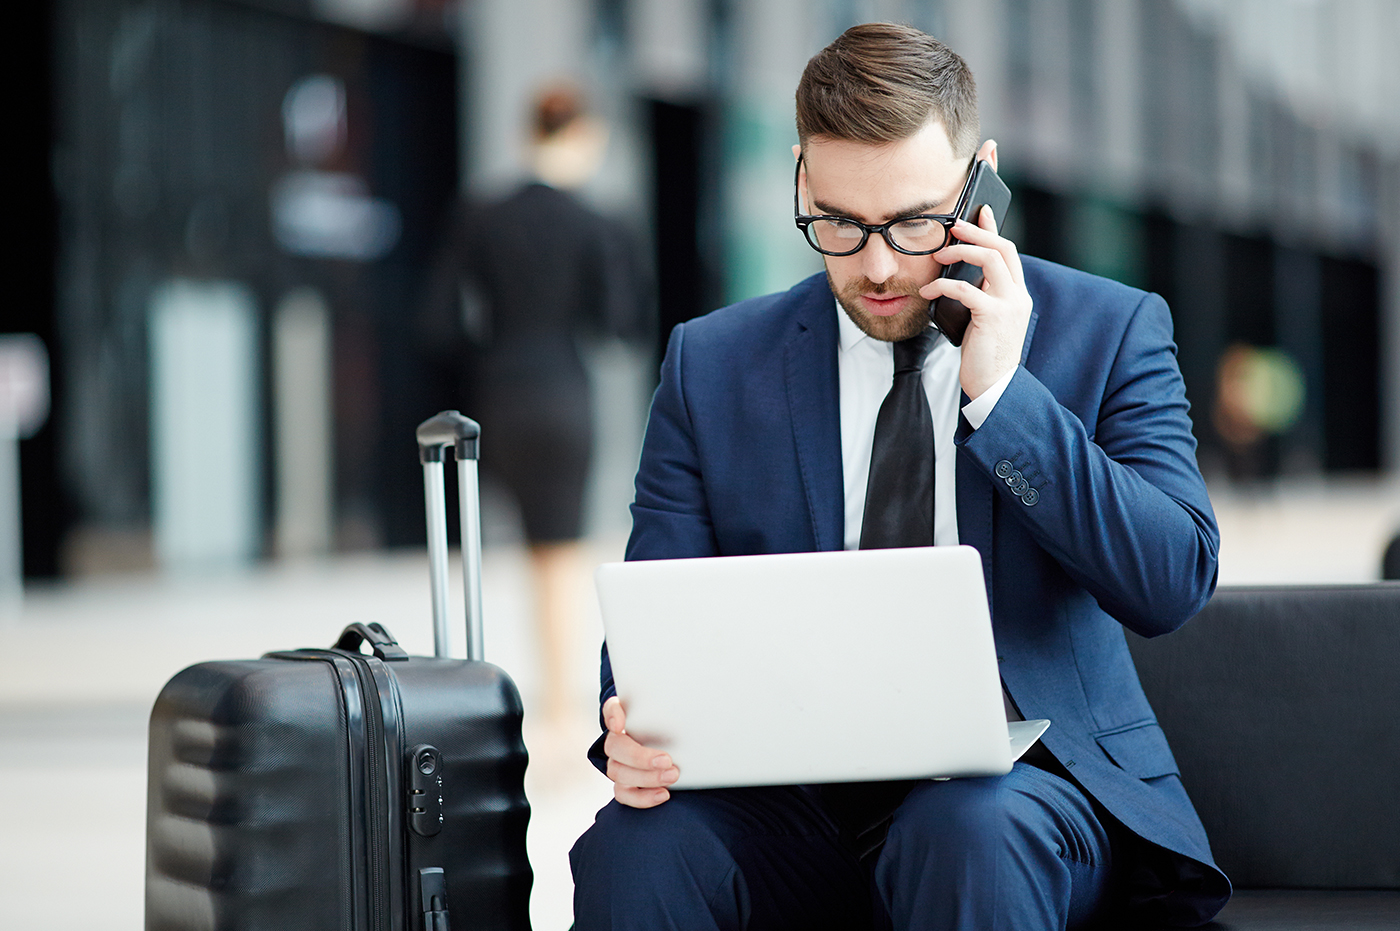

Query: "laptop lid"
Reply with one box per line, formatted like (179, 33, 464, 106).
(596, 545, 1046, 789)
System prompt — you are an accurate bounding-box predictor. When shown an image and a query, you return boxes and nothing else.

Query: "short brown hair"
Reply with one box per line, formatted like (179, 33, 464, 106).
(795, 23, 979, 157)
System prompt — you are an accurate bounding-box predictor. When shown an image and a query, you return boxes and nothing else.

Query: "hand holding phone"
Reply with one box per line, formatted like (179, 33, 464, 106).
(929, 160, 1012, 346)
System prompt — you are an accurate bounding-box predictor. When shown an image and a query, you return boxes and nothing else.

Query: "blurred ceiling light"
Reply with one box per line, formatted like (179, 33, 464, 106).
(271, 170, 402, 261)
(283, 75, 348, 167)
(312, 0, 414, 31)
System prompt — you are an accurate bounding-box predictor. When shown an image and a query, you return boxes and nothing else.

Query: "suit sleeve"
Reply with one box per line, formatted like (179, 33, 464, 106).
(591, 321, 720, 773)
(956, 291, 1219, 638)
(624, 322, 722, 563)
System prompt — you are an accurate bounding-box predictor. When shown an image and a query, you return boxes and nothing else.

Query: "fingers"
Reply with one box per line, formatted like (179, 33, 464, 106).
(921, 242, 1017, 298)
(975, 205, 1025, 281)
(603, 728, 676, 775)
(919, 274, 985, 307)
(605, 734, 680, 808)
(917, 207, 1032, 400)
(917, 217, 1021, 307)
(601, 696, 680, 809)
(978, 202, 999, 233)
(940, 209, 1024, 283)
(615, 783, 672, 808)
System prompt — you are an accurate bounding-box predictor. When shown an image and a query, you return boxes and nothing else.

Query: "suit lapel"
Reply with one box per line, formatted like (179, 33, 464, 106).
(784, 285, 844, 553)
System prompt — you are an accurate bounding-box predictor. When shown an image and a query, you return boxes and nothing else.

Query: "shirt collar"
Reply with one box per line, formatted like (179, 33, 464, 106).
(836, 300, 874, 354)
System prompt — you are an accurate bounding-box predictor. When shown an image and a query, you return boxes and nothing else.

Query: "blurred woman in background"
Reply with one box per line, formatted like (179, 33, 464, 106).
(430, 84, 650, 724)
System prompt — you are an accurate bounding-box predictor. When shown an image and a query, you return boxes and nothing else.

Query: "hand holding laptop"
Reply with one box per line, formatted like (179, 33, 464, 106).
(602, 696, 680, 808)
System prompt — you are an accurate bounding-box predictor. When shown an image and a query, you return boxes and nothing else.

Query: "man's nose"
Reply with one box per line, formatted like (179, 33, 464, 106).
(860, 232, 900, 284)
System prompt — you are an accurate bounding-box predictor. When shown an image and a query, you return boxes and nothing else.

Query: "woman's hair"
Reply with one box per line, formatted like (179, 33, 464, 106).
(533, 83, 586, 141)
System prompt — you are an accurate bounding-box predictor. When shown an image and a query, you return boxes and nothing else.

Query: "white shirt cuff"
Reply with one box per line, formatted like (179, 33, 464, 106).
(961, 367, 1017, 431)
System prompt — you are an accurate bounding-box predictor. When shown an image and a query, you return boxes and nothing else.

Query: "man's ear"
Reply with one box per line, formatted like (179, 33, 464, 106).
(793, 144, 809, 213)
(977, 139, 998, 172)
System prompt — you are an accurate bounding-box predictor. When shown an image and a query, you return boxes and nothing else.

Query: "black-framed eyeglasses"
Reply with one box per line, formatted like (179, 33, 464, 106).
(793, 154, 976, 256)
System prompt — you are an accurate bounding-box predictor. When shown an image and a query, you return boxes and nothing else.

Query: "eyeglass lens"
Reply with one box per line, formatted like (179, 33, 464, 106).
(804, 216, 949, 255)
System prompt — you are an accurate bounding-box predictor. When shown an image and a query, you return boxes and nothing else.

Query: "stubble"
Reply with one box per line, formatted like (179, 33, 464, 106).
(827, 270, 933, 343)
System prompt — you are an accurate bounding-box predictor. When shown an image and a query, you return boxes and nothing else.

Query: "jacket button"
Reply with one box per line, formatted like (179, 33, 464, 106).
(1012, 478, 1030, 496)
(995, 460, 1013, 479)
(1022, 487, 1040, 506)
(1006, 469, 1022, 487)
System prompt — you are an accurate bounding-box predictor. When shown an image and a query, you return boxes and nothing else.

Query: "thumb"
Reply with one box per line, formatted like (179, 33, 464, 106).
(602, 696, 627, 734)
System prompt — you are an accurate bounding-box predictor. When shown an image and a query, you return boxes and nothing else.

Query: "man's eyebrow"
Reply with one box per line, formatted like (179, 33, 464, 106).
(810, 196, 950, 222)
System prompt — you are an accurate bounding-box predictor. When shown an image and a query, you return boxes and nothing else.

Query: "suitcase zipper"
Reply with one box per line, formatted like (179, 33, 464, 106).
(274, 649, 396, 931)
(348, 654, 392, 931)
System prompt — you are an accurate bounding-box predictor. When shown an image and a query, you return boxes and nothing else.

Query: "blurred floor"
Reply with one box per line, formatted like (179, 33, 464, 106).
(1, 476, 1397, 930)
(0, 544, 618, 931)
(1211, 475, 1400, 584)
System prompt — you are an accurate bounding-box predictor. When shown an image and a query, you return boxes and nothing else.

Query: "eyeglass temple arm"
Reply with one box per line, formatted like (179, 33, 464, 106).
(793, 153, 804, 216)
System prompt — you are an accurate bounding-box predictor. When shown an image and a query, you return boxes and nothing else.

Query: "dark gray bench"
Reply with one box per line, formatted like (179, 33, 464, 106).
(1127, 583, 1400, 930)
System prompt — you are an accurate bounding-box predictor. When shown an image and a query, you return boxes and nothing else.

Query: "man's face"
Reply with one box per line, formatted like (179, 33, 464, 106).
(798, 122, 969, 343)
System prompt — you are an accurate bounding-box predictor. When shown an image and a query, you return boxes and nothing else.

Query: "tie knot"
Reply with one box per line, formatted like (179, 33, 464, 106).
(892, 328, 935, 375)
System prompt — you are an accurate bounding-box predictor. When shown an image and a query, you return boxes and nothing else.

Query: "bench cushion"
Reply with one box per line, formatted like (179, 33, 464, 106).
(1200, 890, 1400, 930)
(1126, 584, 1400, 890)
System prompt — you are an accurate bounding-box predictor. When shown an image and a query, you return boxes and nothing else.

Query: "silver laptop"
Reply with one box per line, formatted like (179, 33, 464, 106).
(596, 545, 1050, 789)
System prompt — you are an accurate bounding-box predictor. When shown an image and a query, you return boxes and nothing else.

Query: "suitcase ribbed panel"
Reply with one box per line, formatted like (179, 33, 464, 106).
(146, 661, 358, 931)
(145, 654, 533, 931)
(394, 659, 532, 930)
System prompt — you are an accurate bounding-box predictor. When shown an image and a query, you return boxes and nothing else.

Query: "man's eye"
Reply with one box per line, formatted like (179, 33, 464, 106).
(893, 218, 934, 234)
(818, 219, 863, 239)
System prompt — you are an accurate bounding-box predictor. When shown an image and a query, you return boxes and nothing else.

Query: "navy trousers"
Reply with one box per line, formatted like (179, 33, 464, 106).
(570, 763, 1119, 931)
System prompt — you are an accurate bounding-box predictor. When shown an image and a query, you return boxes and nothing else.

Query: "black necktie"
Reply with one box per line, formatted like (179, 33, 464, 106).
(859, 328, 936, 550)
(822, 328, 936, 861)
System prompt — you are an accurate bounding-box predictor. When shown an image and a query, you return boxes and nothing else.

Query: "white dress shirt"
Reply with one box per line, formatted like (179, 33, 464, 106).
(836, 304, 1015, 551)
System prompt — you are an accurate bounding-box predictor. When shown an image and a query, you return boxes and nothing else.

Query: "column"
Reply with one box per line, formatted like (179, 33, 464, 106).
(148, 280, 261, 573)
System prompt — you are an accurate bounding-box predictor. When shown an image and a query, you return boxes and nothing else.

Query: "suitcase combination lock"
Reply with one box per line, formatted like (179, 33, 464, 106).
(408, 744, 445, 837)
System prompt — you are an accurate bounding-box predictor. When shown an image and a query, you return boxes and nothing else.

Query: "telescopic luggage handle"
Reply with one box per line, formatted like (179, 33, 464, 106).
(416, 410, 483, 661)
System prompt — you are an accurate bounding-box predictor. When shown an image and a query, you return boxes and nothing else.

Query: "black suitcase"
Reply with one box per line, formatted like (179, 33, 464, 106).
(145, 411, 532, 931)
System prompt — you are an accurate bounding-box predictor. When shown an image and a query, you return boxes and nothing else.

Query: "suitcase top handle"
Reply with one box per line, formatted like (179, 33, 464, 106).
(416, 410, 480, 463)
(335, 622, 410, 661)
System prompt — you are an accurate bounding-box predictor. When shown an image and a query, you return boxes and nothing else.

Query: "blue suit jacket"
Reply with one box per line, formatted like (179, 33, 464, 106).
(600, 258, 1231, 922)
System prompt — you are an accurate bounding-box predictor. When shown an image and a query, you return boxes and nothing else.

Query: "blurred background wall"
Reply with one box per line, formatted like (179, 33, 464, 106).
(9, 0, 1399, 583)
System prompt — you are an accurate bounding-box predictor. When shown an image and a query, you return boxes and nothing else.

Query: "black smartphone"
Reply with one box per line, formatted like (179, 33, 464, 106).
(929, 159, 1013, 346)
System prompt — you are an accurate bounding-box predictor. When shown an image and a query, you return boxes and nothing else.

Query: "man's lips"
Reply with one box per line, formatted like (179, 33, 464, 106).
(861, 293, 914, 317)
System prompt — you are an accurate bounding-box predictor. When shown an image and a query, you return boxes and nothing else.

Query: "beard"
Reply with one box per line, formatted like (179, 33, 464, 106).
(827, 270, 933, 343)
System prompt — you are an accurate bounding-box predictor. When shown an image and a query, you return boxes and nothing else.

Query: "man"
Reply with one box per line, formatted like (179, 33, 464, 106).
(571, 23, 1230, 930)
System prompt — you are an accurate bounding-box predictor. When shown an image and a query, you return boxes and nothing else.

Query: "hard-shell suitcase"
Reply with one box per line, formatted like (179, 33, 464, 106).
(145, 411, 532, 931)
